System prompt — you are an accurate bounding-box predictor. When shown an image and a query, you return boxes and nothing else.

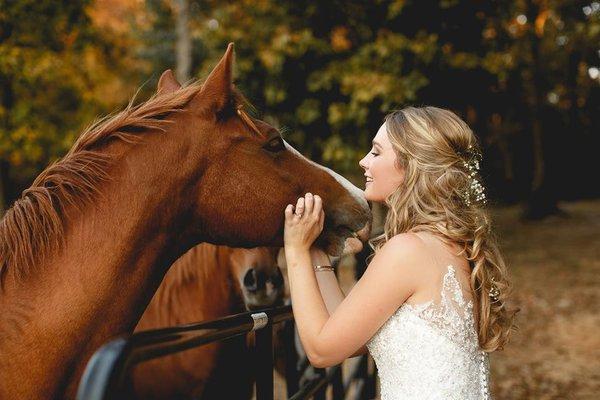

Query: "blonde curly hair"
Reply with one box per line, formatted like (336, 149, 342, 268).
(369, 106, 517, 352)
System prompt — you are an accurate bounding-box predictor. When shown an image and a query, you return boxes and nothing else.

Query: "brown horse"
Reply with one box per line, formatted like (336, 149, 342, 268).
(0, 43, 370, 399)
(132, 244, 284, 399)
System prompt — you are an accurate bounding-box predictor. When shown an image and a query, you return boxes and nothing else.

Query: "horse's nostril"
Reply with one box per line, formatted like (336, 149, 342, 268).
(270, 267, 284, 288)
(243, 268, 258, 291)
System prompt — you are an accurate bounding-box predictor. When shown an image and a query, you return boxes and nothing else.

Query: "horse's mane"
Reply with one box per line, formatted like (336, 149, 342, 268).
(151, 244, 235, 310)
(0, 81, 208, 284)
(168, 244, 229, 288)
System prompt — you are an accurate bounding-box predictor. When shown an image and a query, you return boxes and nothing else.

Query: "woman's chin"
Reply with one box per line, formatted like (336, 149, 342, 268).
(363, 190, 382, 203)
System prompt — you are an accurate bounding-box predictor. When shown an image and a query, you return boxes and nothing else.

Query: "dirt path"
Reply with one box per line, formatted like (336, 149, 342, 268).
(488, 200, 600, 399)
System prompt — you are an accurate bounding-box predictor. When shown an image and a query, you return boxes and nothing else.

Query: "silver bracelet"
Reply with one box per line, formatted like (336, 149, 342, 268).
(314, 265, 334, 272)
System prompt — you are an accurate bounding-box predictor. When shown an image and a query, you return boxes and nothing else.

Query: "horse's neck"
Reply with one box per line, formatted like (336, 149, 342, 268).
(0, 135, 204, 399)
(49, 138, 196, 322)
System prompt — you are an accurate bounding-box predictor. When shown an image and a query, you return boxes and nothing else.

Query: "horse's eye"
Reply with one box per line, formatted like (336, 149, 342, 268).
(264, 137, 285, 153)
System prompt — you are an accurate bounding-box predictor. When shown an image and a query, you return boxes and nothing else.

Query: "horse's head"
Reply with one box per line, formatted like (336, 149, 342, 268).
(228, 247, 285, 311)
(160, 44, 370, 256)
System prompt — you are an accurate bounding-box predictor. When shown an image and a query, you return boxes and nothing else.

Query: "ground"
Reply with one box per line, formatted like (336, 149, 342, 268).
(488, 200, 600, 400)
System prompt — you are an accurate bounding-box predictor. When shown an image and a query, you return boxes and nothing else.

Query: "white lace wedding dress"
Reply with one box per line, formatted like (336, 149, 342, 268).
(366, 265, 492, 399)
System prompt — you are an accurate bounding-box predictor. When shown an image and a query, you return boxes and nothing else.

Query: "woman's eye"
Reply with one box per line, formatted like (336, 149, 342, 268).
(264, 137, 285, 153)
(371, 152, 379, 156)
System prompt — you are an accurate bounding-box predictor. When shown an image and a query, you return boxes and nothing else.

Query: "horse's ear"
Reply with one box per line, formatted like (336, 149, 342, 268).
(157, 69, 181, 94)
(193, 43, 235, 113)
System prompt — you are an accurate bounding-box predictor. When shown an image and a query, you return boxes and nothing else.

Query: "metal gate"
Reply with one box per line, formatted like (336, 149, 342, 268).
(76, 304, 376, 400)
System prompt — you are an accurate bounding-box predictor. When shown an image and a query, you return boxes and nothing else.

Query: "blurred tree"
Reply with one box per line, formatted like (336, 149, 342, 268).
(0, 0, 151, 211)
(0, 0, 149, 211)
(0, 0, 93, 210)
(2, 0, 598, 213)
(470, 0, 600, 217)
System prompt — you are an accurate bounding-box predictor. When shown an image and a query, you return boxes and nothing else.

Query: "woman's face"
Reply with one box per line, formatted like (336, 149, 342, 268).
(359, 123, 405, 202)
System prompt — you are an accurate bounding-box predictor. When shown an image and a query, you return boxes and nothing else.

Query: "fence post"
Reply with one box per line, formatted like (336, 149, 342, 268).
(283, 319, 300, 396)
(365, 357, 376, 399)
(255, 316, 274, 400)
(314, 368, 327, 400)
(332, 365, 344, 399)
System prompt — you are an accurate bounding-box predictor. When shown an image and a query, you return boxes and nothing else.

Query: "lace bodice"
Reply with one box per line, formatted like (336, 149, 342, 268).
(366, 265, 491, 399)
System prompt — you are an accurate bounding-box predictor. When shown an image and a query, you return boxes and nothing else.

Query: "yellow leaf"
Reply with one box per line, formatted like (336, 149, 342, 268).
(535, 10, 549, 37)
(331, 26, 352, 52)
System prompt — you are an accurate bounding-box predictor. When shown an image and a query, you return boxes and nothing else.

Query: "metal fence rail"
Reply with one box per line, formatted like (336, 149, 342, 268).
(76, 304, 375, 400)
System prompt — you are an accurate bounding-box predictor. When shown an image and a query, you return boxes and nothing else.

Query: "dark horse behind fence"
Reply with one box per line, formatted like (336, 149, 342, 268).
(133, 244, 285, 399)
(0, 43, 371, 399)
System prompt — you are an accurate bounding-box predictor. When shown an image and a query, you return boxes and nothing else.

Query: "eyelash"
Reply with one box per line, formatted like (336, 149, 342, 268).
(371, 152, 379, 156)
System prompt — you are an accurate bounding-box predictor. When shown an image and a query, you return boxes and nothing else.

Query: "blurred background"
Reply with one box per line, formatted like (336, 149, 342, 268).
(1, 0, 598, 398)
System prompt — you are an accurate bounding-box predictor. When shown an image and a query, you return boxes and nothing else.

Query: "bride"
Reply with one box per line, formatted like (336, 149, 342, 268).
(283, 106, 517, 399)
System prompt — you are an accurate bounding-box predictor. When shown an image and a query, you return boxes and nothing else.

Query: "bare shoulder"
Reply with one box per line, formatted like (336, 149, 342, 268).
(376, 232, 428, 265)
(368, 233, 430, 282)
(382, 232, 426, 251)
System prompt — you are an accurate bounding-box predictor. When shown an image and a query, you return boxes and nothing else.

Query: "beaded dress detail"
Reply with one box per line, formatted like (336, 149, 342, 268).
(366, 265, 491, 399)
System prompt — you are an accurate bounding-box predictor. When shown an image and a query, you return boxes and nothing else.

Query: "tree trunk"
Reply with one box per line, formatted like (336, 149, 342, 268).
(0, 73, 14, 214)
(174, 0, 192, 82)
(523, 0, 560, 220)
(0, 160, 7, 214)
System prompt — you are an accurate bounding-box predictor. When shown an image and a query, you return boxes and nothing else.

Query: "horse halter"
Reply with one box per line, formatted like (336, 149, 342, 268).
(236, 105, 263, 137)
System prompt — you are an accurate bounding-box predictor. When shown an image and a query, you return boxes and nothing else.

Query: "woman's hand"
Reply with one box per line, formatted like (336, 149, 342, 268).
(284, 193, 325, 252)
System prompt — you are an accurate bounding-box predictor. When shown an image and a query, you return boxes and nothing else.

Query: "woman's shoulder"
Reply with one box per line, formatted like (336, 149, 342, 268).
(373, 233, 430, 272)
(373, 233, 441, 283)
(379, 232, 428, 258)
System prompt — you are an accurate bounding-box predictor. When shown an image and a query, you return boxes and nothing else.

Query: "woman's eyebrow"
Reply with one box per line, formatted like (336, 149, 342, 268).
(372, 140, 382, 148)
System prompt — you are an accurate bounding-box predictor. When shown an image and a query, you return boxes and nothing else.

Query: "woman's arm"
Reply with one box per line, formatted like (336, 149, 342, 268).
(284, 193, 423, 368)
(308, 247, 343, 313)
(286, 233, 424, 368)
(309, 248, 368, 357)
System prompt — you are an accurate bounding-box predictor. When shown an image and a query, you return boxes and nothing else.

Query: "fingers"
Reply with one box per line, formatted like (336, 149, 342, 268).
(285, 204, 294, 220)
(290, 193, 323, 221)
(295, 197, 304, 217)
(312, 194, 322, 218)
(304, 193, 314, 215)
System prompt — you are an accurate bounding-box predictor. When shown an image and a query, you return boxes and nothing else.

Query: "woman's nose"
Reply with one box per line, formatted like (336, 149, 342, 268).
(359, 154, 368, 170)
